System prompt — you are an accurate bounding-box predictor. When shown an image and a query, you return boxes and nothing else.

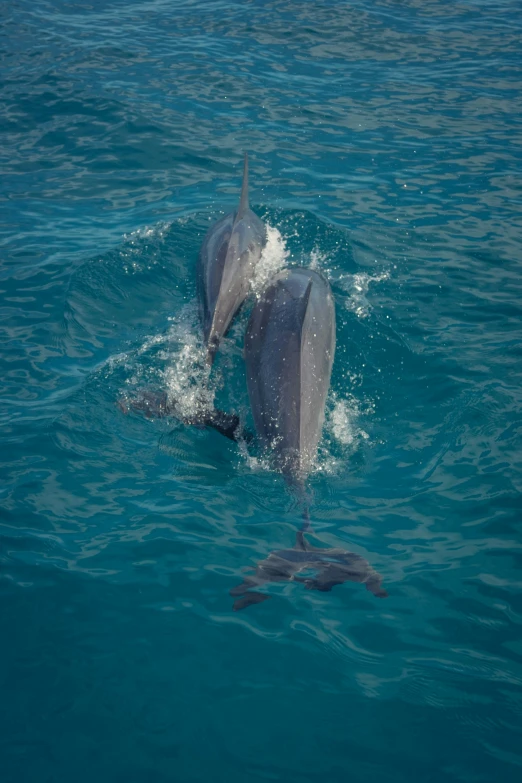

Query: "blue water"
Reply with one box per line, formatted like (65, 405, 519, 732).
(1, 0, 522, 780)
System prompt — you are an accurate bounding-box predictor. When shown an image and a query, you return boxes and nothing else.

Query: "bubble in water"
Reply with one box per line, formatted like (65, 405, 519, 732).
(251, 224, 289, 298)
(339, 271, 389, 318)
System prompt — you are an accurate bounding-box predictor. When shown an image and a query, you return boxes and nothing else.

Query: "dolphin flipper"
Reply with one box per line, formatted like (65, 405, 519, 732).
(118, 389, 254, 442)
(205, 409, 241, 441)
(233, 592, 270, 611)
(230, 578, 258, 596)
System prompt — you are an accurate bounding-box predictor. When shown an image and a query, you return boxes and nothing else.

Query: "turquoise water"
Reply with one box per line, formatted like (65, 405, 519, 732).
(1, 0, 522, 780)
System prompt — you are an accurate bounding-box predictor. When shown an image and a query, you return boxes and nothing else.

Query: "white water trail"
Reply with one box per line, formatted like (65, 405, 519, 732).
(162, 304, 216, 419)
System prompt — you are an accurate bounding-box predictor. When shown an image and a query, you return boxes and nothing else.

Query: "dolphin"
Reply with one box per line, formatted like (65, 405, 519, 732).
(231, 266, 387, 608)
(230, 532, 388, 611)
(197, 153, 266, 364)
(244, 266, 336, 495)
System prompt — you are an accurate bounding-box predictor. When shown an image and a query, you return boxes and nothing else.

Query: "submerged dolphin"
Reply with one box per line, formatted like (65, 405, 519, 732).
(117, 390, 242, 441)
(230, 532, 388, 611)
(197, 153, 266, 364)
(244, 267, 336, 493)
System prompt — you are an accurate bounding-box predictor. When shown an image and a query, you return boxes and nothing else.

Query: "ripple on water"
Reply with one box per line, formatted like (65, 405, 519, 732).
(2, 1, 522, 776)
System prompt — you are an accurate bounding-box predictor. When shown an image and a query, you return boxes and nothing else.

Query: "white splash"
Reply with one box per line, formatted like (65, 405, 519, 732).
(123, 221, 171, 243)
(251, 224, 289, 298)
(120, 221, 172, 274)
(339, 271, 389, 318)
(304, 395, 370, 477)
(309, 246, 328, 271)
(162, 304, 216, 420)
(237, 438, 272, 475)
(328, 395, 369, 447)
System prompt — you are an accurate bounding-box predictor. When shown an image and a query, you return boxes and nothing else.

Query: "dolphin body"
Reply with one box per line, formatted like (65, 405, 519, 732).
(244, 267, 336, 491)
(231, 266, 387, 608)
(197, 154, 266, 364)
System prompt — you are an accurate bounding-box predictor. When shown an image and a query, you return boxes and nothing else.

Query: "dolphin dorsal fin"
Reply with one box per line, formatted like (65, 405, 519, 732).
(295, 531, 308, 551)
(297, 278, 313, 330)
(237, 152, 249, 218)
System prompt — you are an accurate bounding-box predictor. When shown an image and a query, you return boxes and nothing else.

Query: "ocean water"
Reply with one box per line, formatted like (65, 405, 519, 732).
(1, 0, 521, 781)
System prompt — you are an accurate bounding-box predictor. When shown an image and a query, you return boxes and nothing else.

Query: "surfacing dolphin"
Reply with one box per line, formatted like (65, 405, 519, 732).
(245, 266, 335, 498)
(198, 153, 266, 365)
(230, 266, 387, 608)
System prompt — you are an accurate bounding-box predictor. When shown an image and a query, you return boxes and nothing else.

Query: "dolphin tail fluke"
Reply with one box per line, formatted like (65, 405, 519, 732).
(230, 576, 270, 611)
(237, 152, 249, 218)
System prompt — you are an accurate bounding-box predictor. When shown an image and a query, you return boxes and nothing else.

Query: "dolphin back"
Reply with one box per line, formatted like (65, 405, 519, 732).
(197, 211, 235, 343)
(197, 154, 266, 362)
(245, 267, 336, 479)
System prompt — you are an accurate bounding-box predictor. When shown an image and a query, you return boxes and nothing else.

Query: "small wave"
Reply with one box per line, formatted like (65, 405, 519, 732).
(119, 221, 173, 275)
(123, 221, 172, 243)
(339, 271, 389, 318)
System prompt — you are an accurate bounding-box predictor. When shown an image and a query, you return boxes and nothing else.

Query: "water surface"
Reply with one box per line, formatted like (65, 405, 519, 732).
(1, 1, 522, 782)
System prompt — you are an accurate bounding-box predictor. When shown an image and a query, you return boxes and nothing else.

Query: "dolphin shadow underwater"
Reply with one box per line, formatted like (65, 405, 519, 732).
(230, 531, 388, 611)
(119, 265, 388, 609)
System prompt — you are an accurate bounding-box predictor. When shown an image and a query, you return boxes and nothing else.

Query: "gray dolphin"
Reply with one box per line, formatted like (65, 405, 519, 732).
(231, 266, 386, 608)
(230, 532, 388, 611)
(244, 267, 336, 491)
(197, 153, 266, 364)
